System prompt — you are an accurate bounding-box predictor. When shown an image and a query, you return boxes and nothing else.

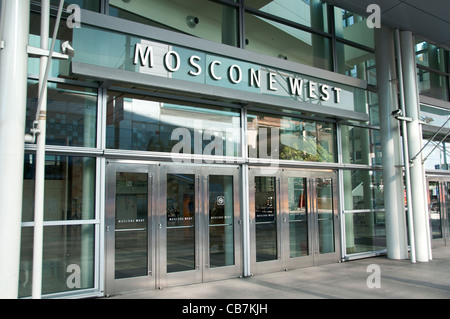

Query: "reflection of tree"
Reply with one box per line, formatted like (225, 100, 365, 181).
(280, 141, 333, 162)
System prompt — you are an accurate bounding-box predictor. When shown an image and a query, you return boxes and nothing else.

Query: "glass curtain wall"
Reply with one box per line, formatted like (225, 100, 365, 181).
(415, 38, 450, 101)
(109, 0, 239, 46)
(244, 0, 332, 70)
(333, 7, 376, 85)
(21, 3, 101, 298)
(341, 121, 384, 255)
(21, 81, 99, 298)
(21, 0, 386, 297)
(106, 0, 379, 78)
(20, 154, 97, 297)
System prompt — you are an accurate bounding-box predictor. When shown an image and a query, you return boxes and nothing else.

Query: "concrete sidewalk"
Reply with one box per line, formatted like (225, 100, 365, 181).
(106, 246, 450, 299)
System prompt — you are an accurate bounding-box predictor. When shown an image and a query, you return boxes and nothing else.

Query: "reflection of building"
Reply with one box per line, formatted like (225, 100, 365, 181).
(1, 0, 450, 299)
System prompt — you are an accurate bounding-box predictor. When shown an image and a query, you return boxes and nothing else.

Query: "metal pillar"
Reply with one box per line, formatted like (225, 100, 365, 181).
(0, 0, 30, 298)
(32, 0, 65, 299)
(375, 27, 408, 260)
(241, 107, 251, 277)
(394, 29, 416, 263)
(400, 31, 430, 262)
(31, 0, 49, 299)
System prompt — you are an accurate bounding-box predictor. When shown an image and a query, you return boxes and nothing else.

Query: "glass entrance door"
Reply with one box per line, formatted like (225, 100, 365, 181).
(427, 178, 450, 246)
(105, 162, 155, 295)
(249, 167, 339, 275)
(161, 165, 241, 287)
(106, 162, 241, 294)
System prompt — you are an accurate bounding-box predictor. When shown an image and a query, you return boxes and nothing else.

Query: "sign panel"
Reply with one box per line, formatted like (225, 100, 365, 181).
(73, 26, 364, 113)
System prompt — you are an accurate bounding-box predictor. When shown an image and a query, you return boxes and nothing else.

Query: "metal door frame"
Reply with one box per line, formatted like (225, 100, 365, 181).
(426, 177, 450, 246)
(160, 163, 242, 288)
(249, 167, 340, 275)
(104, 160, 157, 296)
(203, 166, 242, 282)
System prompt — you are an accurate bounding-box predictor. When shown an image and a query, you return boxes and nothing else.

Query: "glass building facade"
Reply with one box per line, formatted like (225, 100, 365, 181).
(0, 0, 444, 298)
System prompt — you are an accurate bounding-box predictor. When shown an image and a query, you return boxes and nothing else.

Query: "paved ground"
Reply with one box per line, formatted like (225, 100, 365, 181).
(105, 246, 450, 299)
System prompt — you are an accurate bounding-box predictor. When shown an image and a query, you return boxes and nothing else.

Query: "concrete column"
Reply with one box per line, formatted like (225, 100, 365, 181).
(375, 27, 408, 260)
(400, 31, 430, 262)
(0, 0, 30, 298)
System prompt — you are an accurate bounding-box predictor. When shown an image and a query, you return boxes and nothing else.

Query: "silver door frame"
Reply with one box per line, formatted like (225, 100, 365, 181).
(104, 160, 157, 296)
(249, 167, 340, 275)
(426, 177, 450, 247)
(204, 166, 242, 282)
(105, 160, 242, 294)
(160, 163, 242, 288)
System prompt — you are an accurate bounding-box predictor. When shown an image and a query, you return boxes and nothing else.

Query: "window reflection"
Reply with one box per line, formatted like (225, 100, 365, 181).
(109, 0, 239, 46)
(26, 81, 98, 148)
(417, 69, 448, 101)
(334, 7, 374, 48)
(254, 176, 277, 262)
(246, 0, 329, 32)
(248, 112, 336, 163)
(22, 154, 96, 222)
(245, 12, 332, 70)
(341, 125, 381, 166)
(209, 175, 235, 267)
(336, 43, 376, 85)
(288, 177, 308, 258)
(166, 174, 196, 272)
(428, 181, 443, 239)
(345, 212, 386, 254)
(342, 170, 383, 211)
(19, 225, 95, 298)
(106, 93, 241, 157)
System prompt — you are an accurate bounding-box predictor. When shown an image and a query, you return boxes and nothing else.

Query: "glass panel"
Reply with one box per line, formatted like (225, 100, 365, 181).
(422, 138, 450, 171)
(254, 176, 277, 262)
(26, 81, 98, 148)
(368, 91, 379, 126)
(415, 39, 447, 72)
(334, 7, 374, 48)
(245, 13, 332, 71)
(317, 178, 334, 254)
(22, 155, 96, 222)
(109, 0, 238, 46)
(28, 12, 78, 80)
(345, 211, 386, 254)
(245, 0, 329, 32)
(19, 225, 95, 297)
(446, 183, 450, 238)
(106, 92, 241, 156)
(341, 126, 381, 166)
(115, 172, 148, 279)
(336, 42, 377, 85)
(247, 112, 336, 163)
(209, 175, 234, 267)
(343, 170, 384, 211)
(428, 181, 443, 239)
(167, 173, 196, 272)
(420, 104, 450, 130)
(288, 177, 308, 258)
(417, 69, 449, 101)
